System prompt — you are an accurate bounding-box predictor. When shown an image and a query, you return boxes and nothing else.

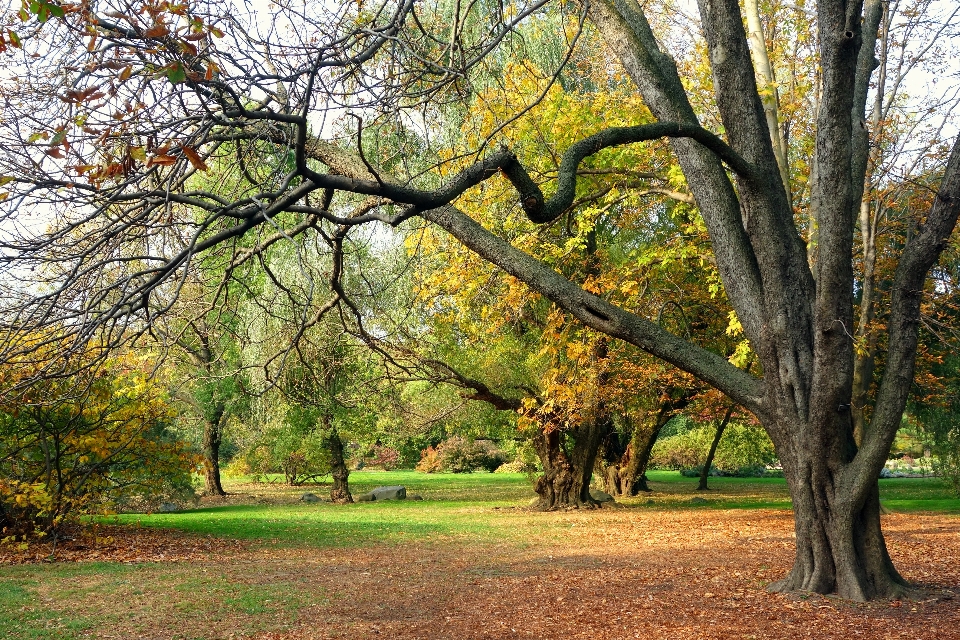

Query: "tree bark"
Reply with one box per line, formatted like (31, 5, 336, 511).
(774, 451, 908, 600)
(326, 428, 353, 504)
(202, 403, 226, 496)
(602, 389, 694, 496)
(532, 416, 610, 510)
(698, 406, 735, 491)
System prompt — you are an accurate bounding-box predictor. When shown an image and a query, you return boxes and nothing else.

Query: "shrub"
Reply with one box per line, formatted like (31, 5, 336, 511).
(415, 446, 443, 473)
(0, 351, 198, 536)
(495, 439, 541, 475)
(436, 437, 508, 473)
(650, 422, 777, 474)
(367, 444, 401, 471)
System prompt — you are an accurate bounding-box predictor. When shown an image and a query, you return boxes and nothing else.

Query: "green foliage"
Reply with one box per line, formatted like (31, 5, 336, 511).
(417, 437, 508, 473)
(650, 422, 777, 475)
(238, 405, 334, 485)
(913, 355, 960, 496)
(658, 414, 695, 439)
(494, 439, 541, 474)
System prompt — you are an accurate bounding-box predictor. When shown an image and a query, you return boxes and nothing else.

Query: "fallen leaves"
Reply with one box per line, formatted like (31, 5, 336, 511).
(0, 522, 249, 565)
(2, 505, 959, 639)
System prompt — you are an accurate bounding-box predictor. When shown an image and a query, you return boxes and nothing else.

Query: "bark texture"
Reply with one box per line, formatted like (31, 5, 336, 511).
(327, 428, 353, 504)
(532, 416, 610, 510)
(601, 391, 691, 496)
(202, 404, 226, 496)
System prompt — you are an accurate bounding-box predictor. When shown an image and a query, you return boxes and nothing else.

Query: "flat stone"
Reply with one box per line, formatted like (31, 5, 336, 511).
(158, 502, 178, 513)
(356, 492, 375, 502)
(370, 485, 406, 501)
(300, 493, 321, 503)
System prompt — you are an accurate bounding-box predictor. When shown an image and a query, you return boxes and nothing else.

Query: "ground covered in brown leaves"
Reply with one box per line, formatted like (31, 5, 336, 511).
(3, 506, 959, 639)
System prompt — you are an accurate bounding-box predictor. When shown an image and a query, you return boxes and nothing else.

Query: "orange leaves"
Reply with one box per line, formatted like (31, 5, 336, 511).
(181, 146, 208, 172)
(148, 153, 177, 167)
(143, 23, 170, 39)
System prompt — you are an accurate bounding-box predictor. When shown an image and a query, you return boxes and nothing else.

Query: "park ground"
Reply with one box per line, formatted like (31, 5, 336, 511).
(1, 471, 959, 640)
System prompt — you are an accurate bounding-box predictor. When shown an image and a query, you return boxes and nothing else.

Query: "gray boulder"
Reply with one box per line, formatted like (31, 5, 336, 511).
(590, 489, 615, 503)
(158, 502, 179, 513)
(371, 485, 406, 501)
(356, 492, 375, 502)
(300, 493, 321, 503)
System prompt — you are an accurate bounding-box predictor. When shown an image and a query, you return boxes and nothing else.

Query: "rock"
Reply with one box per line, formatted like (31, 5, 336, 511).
(356, 492, 375, 502)
(158, 502, 178, 513)
(408, 494, 424, 501)
(590, 489, 615, 503)
(370, 485, 406, 501)
(689, 497, 708, 505)
(300, 493, 321, 503)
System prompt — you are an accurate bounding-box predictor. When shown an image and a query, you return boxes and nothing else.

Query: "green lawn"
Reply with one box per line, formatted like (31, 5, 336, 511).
(107, 470, 958, 547)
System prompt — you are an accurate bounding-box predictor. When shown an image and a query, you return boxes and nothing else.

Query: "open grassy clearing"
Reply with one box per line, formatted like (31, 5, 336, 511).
(1, 471, 958, 639)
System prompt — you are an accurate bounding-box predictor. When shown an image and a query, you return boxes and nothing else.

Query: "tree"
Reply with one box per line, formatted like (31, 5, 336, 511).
(0, 344, 196, 536)
(1, 0, 959, 600)
(154, 272, 250, 496)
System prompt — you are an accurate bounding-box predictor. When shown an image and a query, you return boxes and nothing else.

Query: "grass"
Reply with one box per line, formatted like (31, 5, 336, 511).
(0, 560, 314, 640)
(1, 470, 956, 639)
(107, 470, 958, 547)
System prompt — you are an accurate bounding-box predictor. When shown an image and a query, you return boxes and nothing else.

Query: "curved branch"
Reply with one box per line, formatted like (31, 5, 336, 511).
(499, 122, 761, 223)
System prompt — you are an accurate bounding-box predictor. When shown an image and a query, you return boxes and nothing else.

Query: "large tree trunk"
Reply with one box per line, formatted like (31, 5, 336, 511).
(326, 428, 353, 504)
(532, 416, 609, 510)
(774, 456, 908, 600)
(601, 416, 659, 495)
(202, 403, 226, 496)
(603, 391, 693, 496)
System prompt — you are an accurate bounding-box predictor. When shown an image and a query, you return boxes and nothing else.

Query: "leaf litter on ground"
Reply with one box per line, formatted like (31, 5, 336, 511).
(2, 499, 959, 640)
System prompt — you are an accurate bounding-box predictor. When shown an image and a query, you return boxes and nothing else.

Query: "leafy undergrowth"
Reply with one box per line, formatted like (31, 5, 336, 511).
(1, 473, 958, 639)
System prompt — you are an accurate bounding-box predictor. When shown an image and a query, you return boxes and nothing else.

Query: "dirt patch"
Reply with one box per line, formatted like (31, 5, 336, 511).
(243, 510, 960, 640)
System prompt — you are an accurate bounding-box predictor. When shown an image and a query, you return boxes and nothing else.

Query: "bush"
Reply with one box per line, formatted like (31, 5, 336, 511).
(0, 352, 198, 536)
(367, 445, 401, 471)
(495, 439, 541, 475)
(433, 437, 508, 473)
(650, 422, 777, 474)
(415, 446, 443, 473)
(679, 463, 772, 478)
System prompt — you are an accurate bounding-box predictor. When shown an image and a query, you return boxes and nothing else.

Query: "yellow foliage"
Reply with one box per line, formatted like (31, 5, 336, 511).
(0, 340, 197, 534)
